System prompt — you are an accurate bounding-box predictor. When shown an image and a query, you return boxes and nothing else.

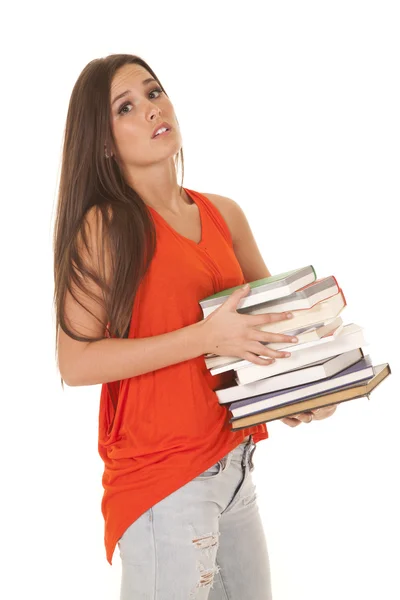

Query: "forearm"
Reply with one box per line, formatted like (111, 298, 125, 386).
(65, 320, 208, 386)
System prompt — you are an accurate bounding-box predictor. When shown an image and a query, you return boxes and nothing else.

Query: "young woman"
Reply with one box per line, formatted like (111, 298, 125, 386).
(53, 54, 337, 600)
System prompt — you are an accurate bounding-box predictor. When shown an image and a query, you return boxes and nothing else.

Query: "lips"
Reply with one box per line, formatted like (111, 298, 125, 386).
(151, 122, 172, 138)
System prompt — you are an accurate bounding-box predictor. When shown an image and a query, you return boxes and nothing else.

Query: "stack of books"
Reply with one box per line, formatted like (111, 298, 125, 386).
(199, 265, 391, 431)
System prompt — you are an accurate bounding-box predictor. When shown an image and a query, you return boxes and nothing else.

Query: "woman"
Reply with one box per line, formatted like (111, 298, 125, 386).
(53, 54, 337, 599)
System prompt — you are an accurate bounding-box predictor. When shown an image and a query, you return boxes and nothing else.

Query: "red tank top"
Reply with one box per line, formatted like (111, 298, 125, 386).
(98, 187, 268, 565)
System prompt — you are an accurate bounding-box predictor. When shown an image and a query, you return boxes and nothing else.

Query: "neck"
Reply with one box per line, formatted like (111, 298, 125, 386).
(122, 159, 189, 214)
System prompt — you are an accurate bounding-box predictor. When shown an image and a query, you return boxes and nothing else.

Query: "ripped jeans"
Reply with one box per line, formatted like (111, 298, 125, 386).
(117, 435, 272, 599)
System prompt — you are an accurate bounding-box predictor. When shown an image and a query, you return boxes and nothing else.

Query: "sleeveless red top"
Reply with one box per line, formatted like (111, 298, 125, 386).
(98, 187, 268, 565)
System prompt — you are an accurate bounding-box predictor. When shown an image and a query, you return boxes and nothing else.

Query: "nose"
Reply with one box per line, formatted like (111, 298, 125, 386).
(147, 103, 161, 121)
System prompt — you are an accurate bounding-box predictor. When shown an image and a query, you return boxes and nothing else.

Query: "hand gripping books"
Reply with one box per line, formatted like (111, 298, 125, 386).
(199, 265, 391, 430)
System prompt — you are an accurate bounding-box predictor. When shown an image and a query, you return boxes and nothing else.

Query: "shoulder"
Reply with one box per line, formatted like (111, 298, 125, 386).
(200, 192, 246, 245)
(201, 192, 271, 281)
(200, 192, 240, 214)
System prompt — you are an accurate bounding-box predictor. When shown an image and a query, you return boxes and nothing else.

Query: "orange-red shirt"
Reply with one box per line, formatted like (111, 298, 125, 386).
(98, 187, 268, 565)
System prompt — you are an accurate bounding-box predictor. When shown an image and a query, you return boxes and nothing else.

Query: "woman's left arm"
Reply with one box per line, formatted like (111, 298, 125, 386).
(202, 192, 338, 427)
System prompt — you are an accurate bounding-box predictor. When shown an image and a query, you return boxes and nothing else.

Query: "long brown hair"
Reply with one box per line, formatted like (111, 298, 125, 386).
(53, 54, 184, 388)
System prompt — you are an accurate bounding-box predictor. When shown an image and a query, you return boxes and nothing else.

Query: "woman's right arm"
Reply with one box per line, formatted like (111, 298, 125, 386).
(57, 207, 296, 387)
(57, 206, 208, 386)
(59, 320, 209, 386)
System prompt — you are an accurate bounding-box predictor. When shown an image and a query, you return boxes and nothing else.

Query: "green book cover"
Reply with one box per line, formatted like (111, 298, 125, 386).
(201, 266, 316, 303)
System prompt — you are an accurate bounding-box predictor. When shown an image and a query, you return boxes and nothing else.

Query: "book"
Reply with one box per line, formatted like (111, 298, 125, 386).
(229, 363, 391, 429)
(204, 316, 344, 371)
(256, 290, 346, 335)
(239, 276, 339, 316)
(200, 265, 316, 318)
(229, 355, 375, 418)
(233, 323, 366, 385)
(235, 322, 344, 371)
(198, 267, 391, 432)
(210, 322, 362, 377)
(265, 316, 344, 351)
(215, 348, 364, 404)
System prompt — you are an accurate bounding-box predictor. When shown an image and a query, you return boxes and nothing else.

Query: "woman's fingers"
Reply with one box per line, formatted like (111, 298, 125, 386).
(252, 330, 298, 345)
(280, 416, 302, 427)
(291, 412, 314, 423)
(243, 351, 276, 366)
(246, 341, 292, 359)
(250, 311, 294, 326)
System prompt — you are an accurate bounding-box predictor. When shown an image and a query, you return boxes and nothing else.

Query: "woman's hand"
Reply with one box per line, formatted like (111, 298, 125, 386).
(280, 405, 338, 427)
(201, 284, 298, 366)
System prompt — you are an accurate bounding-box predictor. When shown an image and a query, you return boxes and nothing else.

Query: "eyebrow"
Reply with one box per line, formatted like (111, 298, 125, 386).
(111, 78, 158, 106)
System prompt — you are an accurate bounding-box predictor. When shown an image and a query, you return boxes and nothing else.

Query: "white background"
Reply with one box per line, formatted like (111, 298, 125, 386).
(1, 1, 399, 599)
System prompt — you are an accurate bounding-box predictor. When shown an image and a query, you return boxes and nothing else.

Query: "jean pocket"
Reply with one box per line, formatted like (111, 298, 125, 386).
(195, 458, 225, 480)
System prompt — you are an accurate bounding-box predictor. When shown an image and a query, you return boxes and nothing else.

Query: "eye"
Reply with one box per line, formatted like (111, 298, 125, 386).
(118, 101, 133, 115)
(118, 87, 164, 115)
(149, 86, 163, 99)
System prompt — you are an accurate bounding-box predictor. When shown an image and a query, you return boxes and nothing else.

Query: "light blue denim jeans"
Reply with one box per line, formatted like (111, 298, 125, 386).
(117, 435, 272, 599)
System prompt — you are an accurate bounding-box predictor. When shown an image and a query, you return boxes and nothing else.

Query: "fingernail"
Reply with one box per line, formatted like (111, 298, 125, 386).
(291, 337, 298, 343)
(284, 352, 291, 357)
(286, 313, 293, 318)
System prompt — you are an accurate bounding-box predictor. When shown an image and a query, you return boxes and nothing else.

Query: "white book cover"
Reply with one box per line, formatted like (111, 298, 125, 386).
(216, 348, 364, 404)
(235, 324, 367, 385)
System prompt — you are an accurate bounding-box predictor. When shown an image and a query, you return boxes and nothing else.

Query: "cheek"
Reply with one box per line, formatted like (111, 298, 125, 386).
(113, 122, 150, 157)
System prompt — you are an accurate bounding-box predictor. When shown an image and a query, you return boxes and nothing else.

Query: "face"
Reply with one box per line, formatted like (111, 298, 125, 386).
(109, 63, 182, 168)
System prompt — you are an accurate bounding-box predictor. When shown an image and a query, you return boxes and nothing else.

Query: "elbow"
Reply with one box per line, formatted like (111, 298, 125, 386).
(58, 341, 98, 387)
(59, 361, 81, 387)
(60, 369, 78, 387)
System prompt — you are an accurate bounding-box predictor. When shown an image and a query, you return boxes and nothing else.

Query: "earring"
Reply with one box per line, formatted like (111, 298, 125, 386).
(104, 143, 114, 159)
